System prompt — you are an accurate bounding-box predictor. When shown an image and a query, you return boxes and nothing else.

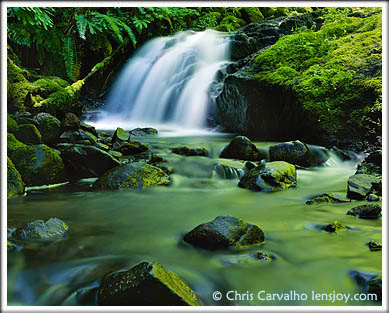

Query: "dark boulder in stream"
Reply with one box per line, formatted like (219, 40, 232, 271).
(111, 127, 129, 145)
(321, 221, 348, 233)
(346, 204, 381, 219)
(367, 240, 382, 252)
(58, 144, 120, 179)
(347, 174, 381, 200)
(220, 136, 263, 161)
(171, 146, 208, 157)
(306, 193, 350, 205)
(269, 140, 317, 167)
(238, 161, 296, 192)
(94, 162, 171, 191)
(33, 112, 61, 145)
(128, 127, 158, 136)
(114, 141, 149, 155)
(97, 261, 200, 306)
(61, 112, 80, 131)
(13, 218, 69, 240)
(183, 216, 264, 250)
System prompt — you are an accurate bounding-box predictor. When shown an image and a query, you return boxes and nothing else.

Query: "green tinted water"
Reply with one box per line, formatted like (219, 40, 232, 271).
(7, 134, 382, 306)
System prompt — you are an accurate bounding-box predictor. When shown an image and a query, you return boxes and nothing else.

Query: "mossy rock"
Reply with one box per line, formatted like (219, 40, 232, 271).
(61, 113, 80, 131)
(7, 157, 24, 198)
(111, 127, 129, 144)
(183, 216, 264, 250)
(94, 162, 171, 191)
(220, 136, 263, 161)
(367, 240, 382, 251)
(238, 161, 297, 192)
(13, 218, 69, 240)
(306, 193, 350, 205)
(171, 146, 208, 157)
(7, 114, 18, 134)
(115, 141, 149, 155)
(347, 174, 381, 200)
(269, 140, 317, 167)
(322, 221, 348, 233)
(239, 8, 264, 23)
(58, 130, 97, 145)
(7, 133, 65, 186)
(97, 261, 200, 305)
(128, 127, 158, 137)
(34, 113, 61, 145)
(15, 124, 42, 145)
(31, 78, 67, 98)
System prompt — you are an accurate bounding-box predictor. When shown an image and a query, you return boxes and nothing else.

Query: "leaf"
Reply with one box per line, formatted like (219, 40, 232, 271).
(75, 14, 87, 39)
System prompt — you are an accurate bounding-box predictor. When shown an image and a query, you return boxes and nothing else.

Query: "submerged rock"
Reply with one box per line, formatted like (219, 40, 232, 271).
(13, 218, 69, 240)
(58, 144, 120, 179)
(346, 204, 381, 219)
(8, 133, 65, 186)
(213, 163, 242, 179)
(115, 141, 149, 155)
(33, 112, 61, 144)
(269, 140, 316, 167)
(238, 161, 296, 192)
(220, 136, 262, 161)
(306, 193, 350, 205)
(350, 270, 381, 301)
(347, 174, 381, 200)
(367, 240, 382, 251)
(183, 216, 264, 250)
(322, 221, 348, 233)
(15, 124, 42, 144)
(128, 127, 158, 136)
(97, 261, 200, 306)
(171, 146, 208, 157)
(7, 157, 24, 198)
(94, 162, 171, 191)
(220, 251, 274, 266)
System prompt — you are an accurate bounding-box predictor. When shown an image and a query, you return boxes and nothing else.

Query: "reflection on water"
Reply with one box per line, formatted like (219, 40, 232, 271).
(7, 135, 381, 306)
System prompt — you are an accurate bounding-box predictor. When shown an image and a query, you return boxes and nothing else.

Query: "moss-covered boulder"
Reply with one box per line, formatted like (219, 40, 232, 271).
(347, 174, 381, 200)
(34, 112, 61, 145)
(111, 127, 129, 145)
(183, 216, 264, 250)
(171, 146, 208, 157)
(80, 122, 98, 137)
(238, 161, 296, 192)
(97, 261, 200, 306)
(15, 124, 42, 144)
(7, 114, 18, 134)
(220, 136, 263, 161)
(306, 193, 350, 205)
(8, 133, 65, 186)
(115, 141, 149, 155)
(128, 127, 158, 137)
(356, 150, 382, 176)
(94, 162, 171, 191)
(58, 144, 121, 179)
(7, 157, 24, 198)
(58, 130, 97, 145)
(13, 218, 68, 240)
(269, 140, 317, 167)
(347, 204, 381, 219)
(61, 112, 80, 131)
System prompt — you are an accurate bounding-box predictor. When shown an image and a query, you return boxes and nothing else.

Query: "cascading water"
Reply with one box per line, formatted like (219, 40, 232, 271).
(90, 30, 230, 131)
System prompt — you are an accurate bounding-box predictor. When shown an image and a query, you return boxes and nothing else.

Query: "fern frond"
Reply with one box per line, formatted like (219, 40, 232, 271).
(75, 14, 87, 39)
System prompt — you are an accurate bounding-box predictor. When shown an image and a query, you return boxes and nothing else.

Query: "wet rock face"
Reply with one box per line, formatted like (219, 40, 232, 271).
(269, 140, 316, 167)
(61, 113, 80, 131)
(220, 136, 264, 161)
(97, 261, 200, 306)
(183, 216, 264, 250)
(306, 193, 350, 205)
(13, 218, 68, 240)
(347, 174, 381, 200)
(58, 144, 120, 179)
(93, 162, 171, 191)
(346, 204, 381, 219)
(171, 146, 208, 157)
(238, 161, 296, 192)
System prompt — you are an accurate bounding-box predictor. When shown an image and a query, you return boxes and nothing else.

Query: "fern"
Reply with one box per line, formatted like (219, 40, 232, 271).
(75, 14, 87, 39)
(62, 36, 77, 80)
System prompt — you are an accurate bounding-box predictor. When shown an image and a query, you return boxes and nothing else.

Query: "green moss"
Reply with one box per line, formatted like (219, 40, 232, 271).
(34, 80, 85, 117)
(239, 8, 264, 23)
(15, 124, 42, 145)
(215, 15, 246, 32)
(7, 156, 25, 198)
(32, 79, 66, 98)
(7, 114, 18, 134)
(251, 9, 382, 139)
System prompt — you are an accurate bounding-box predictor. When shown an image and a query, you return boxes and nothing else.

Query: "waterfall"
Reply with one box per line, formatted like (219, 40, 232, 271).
(90, 30, 230, 131)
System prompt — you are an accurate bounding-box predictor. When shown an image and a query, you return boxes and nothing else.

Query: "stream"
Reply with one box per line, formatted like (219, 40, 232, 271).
(7, 131, 382, 306)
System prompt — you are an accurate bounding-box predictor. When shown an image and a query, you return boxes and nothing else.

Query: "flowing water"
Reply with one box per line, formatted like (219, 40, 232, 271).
(7, 134, 382, 306)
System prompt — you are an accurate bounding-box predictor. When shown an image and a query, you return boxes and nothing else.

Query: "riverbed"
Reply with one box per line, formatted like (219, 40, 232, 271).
(7, 132, 382, 306)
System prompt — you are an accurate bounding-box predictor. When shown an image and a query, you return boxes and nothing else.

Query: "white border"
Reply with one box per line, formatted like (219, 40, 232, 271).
(1, 1, 388, 312)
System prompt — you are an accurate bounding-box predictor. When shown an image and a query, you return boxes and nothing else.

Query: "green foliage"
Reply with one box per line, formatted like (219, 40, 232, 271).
(252, 8, 382, 137)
